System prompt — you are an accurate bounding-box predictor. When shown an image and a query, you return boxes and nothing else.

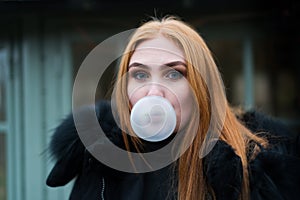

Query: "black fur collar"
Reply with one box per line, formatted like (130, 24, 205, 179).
(46, 101, 300, 199)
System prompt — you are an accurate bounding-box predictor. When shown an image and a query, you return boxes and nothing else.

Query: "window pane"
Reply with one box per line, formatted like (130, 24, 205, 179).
(0, 133, 6, 200)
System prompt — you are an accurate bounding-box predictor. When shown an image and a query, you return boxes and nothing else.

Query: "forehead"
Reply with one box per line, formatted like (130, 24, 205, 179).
(129, 36, 185, 65)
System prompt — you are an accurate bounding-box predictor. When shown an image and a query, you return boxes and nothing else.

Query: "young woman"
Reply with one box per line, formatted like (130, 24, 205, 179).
(46, 17, 300, 200)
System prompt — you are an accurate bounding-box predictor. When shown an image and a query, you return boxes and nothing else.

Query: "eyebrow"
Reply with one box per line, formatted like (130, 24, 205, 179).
(128, 61, 187, 69)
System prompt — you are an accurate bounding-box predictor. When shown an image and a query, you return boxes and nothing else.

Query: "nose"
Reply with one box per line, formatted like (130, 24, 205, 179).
(147, 83, 164, 97)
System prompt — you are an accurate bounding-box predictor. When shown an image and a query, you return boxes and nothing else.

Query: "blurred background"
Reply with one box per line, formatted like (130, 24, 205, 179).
(0, 0, 299, 199)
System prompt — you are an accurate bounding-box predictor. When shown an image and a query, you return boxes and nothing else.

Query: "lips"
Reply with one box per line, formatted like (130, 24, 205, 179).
(149, 105, 166, 123)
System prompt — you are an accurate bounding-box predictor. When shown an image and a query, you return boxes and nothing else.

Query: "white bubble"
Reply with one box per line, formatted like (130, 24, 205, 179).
(130, 96, 176, 142)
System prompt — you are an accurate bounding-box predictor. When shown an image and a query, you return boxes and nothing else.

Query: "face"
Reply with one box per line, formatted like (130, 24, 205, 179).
(127, 35, 194, 132)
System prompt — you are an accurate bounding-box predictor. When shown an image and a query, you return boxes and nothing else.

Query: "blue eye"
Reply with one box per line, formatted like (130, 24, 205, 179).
(133, 71, 149, 80)
(166, 70, 183, 80)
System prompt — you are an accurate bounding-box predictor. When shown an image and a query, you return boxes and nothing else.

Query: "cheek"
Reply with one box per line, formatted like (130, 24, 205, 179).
(180, 95, 193, 120)
(127, 83, 146, 106)
(173, 85, 194, 130)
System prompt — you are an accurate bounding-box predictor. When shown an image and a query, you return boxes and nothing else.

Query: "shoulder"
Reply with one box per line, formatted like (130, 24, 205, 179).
(46, 100, 122, 187)
(239, 109, 299, 156)
(48, 101, 119, 160)
(205, 110, 300, 199)
(204, 139, 300, 200)
(249, 149, 300, 199)
(240, 110, 300, 199)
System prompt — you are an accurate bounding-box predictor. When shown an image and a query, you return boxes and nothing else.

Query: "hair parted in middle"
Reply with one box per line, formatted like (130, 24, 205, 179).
(114, 16, 267, 200)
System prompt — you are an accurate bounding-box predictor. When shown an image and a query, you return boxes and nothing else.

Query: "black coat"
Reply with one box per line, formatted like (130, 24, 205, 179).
(46, 101, 300, 200)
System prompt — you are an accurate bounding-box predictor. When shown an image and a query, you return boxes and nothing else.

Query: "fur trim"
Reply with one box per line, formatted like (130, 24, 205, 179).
(239, 110, 299, 155)
(250, 151, 300, 199)
(204, 140, 242, 200)
(47, 101, 120, 186)
(47, 101, 300, 193)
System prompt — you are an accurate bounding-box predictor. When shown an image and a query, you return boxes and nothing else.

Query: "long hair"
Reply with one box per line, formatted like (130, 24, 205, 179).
(114, 16, 267, 200)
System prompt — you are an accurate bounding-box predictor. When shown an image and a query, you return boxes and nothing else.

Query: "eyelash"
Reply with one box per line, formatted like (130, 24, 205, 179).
(129, 69, 184, 81)
(131, 71, 149, 80)
(165, 70, 183, 80)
